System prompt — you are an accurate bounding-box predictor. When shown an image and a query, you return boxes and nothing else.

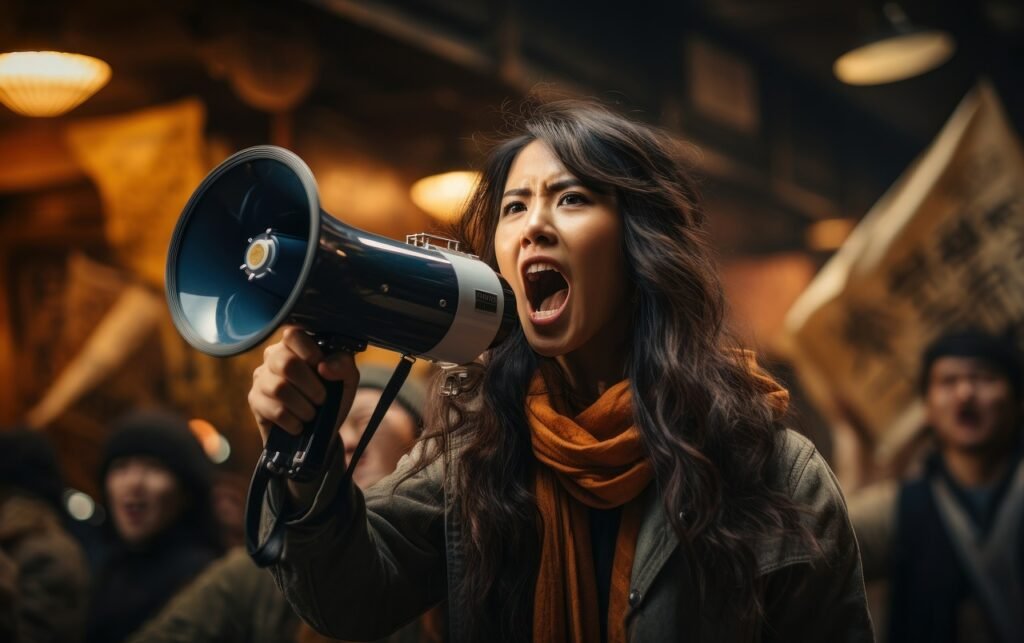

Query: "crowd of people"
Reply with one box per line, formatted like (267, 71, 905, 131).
(1, 100, 1021, 643)
(1, 365, 428, 643)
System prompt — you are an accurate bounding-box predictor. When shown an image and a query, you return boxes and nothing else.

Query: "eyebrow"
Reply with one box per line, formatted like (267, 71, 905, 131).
(502, 177, 585, 199)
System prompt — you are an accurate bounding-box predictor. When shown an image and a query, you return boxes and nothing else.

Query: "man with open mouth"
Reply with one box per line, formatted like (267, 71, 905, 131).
(850, 329, 1024, 643)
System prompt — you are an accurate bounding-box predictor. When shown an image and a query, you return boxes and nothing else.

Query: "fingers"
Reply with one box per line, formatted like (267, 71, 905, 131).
(281, 326, 324, 365)
(249, 327, 322, 440)
(319, 350, 359, 383)
(265, 341, 326, 406)
(248, 326, 364, 445)
(250, 362, 317, 438)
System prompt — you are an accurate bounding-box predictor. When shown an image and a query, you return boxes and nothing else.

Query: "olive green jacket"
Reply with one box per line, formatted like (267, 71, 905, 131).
(266, 429, 874, 642)
(129, 548, 297, 643)
(130, 547, 427, 643)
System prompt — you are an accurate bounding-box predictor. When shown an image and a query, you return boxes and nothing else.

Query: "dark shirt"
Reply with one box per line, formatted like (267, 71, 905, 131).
(86, 525, 219, 643)
(937, 458, 1016, 538)
(889, 451, 1024, 643)
(589, 506, 622, 643)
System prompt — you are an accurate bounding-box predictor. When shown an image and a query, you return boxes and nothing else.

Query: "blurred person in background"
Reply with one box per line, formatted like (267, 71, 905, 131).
(130, 365, 443, 643)
(86, 409, 224, 643)
(849, 329, 1024, 643)
(210, 471, 248, 550)
(0, 427, 91, 643)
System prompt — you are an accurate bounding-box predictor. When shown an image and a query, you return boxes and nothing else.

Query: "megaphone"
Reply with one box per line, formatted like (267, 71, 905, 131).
(165, 145, 516, 364)
(165, 145, 517, 564)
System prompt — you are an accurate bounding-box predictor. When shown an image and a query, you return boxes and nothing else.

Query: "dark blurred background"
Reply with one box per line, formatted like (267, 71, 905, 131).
(0, 0, 1020, 500)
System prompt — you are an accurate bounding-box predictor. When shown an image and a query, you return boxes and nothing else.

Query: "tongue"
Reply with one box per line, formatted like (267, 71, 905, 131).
(538, 288, 568, 312)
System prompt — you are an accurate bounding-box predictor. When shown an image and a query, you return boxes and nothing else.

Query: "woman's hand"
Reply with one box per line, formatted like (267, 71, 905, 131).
(249, 326, 360, 445)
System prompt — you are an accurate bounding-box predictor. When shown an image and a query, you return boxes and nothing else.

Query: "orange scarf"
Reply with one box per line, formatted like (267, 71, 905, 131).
(528, 374, 653, 643)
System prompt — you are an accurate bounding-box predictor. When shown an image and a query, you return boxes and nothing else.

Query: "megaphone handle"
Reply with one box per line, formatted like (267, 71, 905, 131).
(260, 383, 340, 479)
(245, 377, 344, 568)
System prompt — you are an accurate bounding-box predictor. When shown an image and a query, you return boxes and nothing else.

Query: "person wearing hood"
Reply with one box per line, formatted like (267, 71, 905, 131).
(86, 409, 223, 643)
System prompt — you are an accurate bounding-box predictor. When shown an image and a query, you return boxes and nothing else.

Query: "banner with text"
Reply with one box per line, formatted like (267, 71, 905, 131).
(785, 82, 1024, 461)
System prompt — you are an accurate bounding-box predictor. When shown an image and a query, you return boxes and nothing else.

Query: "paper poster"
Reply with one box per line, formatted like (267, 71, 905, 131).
(785, 82, 1024, 461)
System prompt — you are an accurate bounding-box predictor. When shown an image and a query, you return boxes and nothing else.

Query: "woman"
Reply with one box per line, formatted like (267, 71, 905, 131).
(248, 101, 873, 642)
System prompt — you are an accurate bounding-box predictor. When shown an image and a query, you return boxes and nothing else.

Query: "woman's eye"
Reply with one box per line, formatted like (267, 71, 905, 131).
(558, 192, 588, 206)
(502, 201, 526, 216)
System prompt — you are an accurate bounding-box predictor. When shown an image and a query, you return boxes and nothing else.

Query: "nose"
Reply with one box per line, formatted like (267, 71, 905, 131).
(520, 202, 557, 249)
(953, 378, 976, 401)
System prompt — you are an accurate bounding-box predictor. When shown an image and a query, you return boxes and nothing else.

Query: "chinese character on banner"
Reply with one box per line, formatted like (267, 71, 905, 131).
(785, 82, 1024, 464)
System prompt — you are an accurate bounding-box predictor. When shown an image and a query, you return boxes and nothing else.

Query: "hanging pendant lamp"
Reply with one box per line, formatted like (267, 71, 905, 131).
(834, 3, 956, 86)
(410, 170, 480, 222)
(0, 50, 111, 117)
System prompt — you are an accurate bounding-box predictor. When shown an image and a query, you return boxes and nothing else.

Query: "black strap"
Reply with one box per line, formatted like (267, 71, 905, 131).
(245, 355, 416, 567)
(245, 453, 289, 566)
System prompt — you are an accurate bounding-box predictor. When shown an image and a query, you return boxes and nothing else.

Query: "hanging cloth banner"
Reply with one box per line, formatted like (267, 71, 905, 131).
(66, 98, 208, 288)
(785, 81, 1024, 463)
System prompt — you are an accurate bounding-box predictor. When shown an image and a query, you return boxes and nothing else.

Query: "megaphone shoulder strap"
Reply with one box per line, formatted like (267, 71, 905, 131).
(246, 355, 417, 567)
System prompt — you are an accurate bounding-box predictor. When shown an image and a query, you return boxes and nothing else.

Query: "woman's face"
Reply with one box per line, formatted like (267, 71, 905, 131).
(106, 455, 187, 545)
(494, 140, 630, 361)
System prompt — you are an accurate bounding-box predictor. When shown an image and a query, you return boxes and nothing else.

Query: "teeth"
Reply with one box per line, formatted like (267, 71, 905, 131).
(526, 262, 559, 275)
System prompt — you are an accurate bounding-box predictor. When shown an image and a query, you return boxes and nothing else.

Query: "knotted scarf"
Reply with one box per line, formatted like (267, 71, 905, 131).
(527, 374, 652, 643)
(526, 352, 789, 643)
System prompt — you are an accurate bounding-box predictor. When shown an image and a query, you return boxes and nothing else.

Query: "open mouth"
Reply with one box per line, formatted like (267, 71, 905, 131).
(956, 407, 981, 426)
(524, 262, 569, 320)
(121, 500, 148, 522)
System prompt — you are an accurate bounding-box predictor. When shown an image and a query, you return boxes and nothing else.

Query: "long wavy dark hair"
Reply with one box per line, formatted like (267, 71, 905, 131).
(413, 100, 808, 640)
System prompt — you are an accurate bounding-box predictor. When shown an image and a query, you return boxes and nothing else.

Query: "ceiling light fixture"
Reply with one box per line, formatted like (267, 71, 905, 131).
(0, 50, 111, 117)
(410, 170, 480, 222)
(834, 3, 956, 86)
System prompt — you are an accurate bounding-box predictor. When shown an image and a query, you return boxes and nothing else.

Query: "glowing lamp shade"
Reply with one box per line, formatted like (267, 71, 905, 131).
(834, 4, 955, 86)
(834, 30, 955, 85)
(410, 171, 480, 222)
(806, 218, 857, 252)
(0, 51, 111, 117)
